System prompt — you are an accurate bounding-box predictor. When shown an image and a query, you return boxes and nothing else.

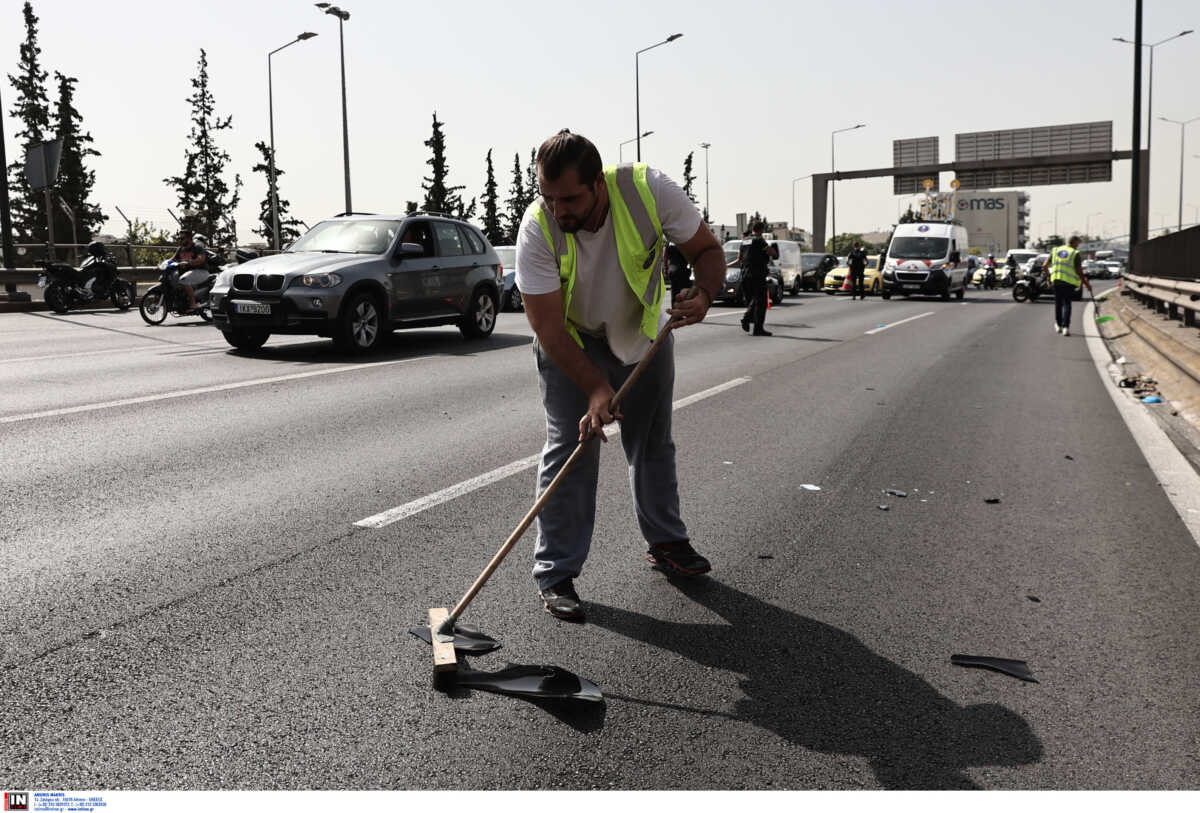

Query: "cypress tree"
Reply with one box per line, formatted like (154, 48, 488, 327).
(251, 141, 302, 248)
(480, 149, 503, 243)
(682, 151, 697, 204)
(502, 152, 525, 244)
(421, 111, 467, 216)
(524, 148, 538, 209)
(51, 71, 102, 242)
(6, 1, 51, 242)
(164, 49, 240, 246)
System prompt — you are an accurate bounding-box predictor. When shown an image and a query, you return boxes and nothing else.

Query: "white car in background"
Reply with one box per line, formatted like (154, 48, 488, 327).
(495, 245, 521, 311)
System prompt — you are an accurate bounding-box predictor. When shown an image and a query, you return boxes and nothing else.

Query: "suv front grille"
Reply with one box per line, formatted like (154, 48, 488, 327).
(233, 274, 254, 290)
(256, 274, 284, 291)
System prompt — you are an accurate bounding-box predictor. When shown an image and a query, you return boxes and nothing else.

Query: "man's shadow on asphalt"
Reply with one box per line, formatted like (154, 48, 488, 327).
(586, 577, 1043, 789)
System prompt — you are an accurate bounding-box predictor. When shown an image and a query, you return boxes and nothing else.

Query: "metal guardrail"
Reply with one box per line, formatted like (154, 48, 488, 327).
(1122, 273, 1200, 329)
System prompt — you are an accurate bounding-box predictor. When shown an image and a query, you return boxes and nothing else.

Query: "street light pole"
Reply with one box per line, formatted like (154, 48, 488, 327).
(699, 142, 710, 222)
(268, 32, 317, 251)
(1054, 200, 1072, 239)
(619, 131, 653, 163)
(634, 34, 682, 162)
(1158, 115, 1200, 231)
(791, 174, 812, 234)
(830, 124, 865, 253)
(1114, 28, 1192, 213)
(316, 3, 353, 214)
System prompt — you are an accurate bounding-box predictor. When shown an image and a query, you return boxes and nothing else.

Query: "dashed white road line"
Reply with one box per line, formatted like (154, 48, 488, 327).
(1084, 302, 1200, 546)
(864, 311, 936, 335)
(0, 355, 432, 425)
(354, 376, 752, 529)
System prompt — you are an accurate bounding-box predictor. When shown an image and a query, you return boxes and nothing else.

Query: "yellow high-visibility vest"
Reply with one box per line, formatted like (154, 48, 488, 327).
(531, 163, 664, 346)
(1049, 245, 1081, 287)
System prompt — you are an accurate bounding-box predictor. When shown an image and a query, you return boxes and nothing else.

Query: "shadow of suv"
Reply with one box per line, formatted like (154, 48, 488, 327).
(210, 213, 503, 353)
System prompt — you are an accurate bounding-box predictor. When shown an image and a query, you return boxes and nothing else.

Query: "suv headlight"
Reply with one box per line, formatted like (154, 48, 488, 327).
(296, 272, 343, 288)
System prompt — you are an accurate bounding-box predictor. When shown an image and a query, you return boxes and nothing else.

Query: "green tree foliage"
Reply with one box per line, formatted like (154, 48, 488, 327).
(1035, 234, 1063, 252)
(125, 218, 176, 266)
(682, 151, 697, 203)
(250, 141, 302, 249)
(480, 149, 504, 244)
(164, 49, 241, 247)
(6, 1, 51, 242)
(421, 111, 468, 217)
(898, 205, 922, 224)
(826, 233, 865, 255)
(525, 148, 538, 204)
(51, 71, 102, 243)
(502, 152, 525, 244)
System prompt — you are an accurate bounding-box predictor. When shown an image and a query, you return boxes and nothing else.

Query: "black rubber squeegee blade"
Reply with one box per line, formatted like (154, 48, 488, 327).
(454, 664, 604, 702)
(950, 654, 1038, 683)
(408, 623, 502, 654)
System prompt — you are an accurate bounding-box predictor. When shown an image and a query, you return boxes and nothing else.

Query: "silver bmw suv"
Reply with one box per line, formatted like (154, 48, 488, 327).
(210, 213, 502, 353)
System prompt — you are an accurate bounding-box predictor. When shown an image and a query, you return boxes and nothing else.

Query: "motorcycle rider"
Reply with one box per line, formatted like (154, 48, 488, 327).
(984, 253, 997, 289)
(1004, 254, 1018, 286)
(171, 229, 209, 312)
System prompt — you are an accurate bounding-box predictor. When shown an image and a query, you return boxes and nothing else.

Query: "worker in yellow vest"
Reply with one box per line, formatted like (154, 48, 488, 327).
(1048, 235, 1092, 336)
(515, 130, 727, 620)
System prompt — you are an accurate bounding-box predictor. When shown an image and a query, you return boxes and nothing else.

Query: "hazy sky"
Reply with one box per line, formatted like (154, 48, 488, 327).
(3, 0, 1198, 245)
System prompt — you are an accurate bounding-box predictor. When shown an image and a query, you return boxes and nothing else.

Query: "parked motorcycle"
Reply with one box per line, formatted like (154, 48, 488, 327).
(1012, 265, 1047, 303)
(37, 242, 134, 314)
(1001, 263, 1018, 288)
(139, 259, 217, 324)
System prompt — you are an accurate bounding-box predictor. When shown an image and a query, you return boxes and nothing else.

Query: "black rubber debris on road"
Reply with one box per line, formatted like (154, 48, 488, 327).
(1027, 595, 1041, 603)
(1065, 454, 1074, 461)
(409, 622, 503, 654)
(878, 504, 890, 511)
(453, 664, 604, 702)
(758, 554, 774, 559)
(951, 654, 1038, 683)
(985, 498, 1002, 504)
(885, 489, 907, 498)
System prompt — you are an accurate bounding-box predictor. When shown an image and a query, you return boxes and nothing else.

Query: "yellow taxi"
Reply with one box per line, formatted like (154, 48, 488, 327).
(823, 255, 882, 294)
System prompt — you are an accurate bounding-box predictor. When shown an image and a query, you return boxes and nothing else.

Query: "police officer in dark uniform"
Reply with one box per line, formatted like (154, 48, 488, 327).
(739, 221, 778, 336)
(666, 242, 691, 303)
(846, 243, 868, 300)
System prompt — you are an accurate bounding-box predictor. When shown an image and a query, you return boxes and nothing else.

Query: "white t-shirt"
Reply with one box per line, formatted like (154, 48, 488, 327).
(515, 167, 703, 365)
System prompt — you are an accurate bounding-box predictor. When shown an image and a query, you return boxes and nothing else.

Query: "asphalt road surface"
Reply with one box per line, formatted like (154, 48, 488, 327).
(2, 284, 1197, 790)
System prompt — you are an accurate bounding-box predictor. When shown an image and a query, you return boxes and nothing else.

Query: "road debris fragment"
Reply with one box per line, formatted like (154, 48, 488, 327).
(800, 484, 821, 491)
(985, 498, 1001, 504)
(951, 654, 1037, 683)
(884, 489, 907, 498)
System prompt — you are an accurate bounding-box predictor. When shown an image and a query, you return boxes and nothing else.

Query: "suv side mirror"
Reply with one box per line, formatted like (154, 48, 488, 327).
(395, 242, 425, 259)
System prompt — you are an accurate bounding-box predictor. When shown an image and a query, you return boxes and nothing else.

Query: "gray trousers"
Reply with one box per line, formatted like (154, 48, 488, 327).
(532, 333, 689, 590)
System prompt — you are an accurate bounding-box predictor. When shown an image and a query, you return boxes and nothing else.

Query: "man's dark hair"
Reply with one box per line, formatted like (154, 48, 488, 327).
(752, 221, 764, 233)
(536, 129, 603, 185)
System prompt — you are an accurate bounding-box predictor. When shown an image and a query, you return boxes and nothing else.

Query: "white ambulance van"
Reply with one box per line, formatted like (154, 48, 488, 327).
(881, 222, 971, 300)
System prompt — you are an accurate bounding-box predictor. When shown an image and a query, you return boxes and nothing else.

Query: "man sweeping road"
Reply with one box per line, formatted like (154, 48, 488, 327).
(515, 130, 727, 621)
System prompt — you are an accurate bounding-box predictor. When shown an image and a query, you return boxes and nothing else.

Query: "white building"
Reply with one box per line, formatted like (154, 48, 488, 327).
(954, 190, 1030, 253)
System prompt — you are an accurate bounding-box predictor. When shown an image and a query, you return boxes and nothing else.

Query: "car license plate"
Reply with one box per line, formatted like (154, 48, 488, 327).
(234, 301, 271, 315)
(902, 284, 920, 290)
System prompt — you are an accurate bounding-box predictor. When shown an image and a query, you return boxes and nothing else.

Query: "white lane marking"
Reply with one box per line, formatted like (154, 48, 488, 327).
(864, 311, 936, 335)
(0, 334, 325, 364)
(355, 376, 753, 529)
(0, 356, 432, 425)
(1084, 302, 1200, 546)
